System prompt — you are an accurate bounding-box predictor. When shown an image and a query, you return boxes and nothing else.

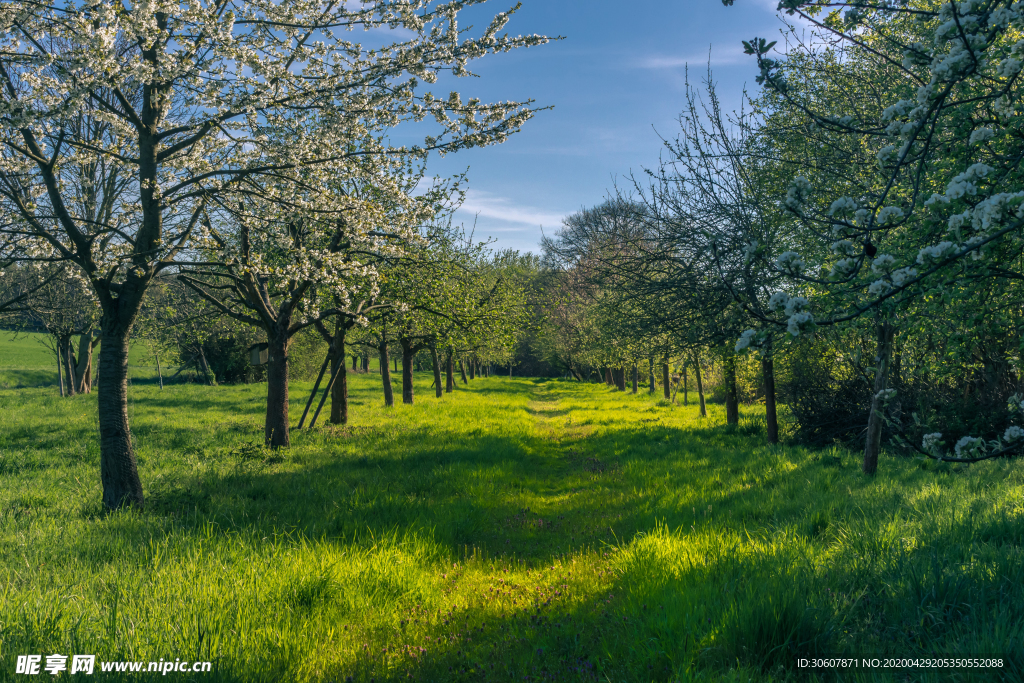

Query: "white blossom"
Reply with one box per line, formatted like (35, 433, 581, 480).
(735, 329, 757, 352)
(954, 436, 985, 457)
(786, 311, 815, 337)
(1004, 426, 1024, 443)
(784, 296, 809, 316)
(775, 251, 805, 274)
(922, 432, 943, 450)
(767, 291, 790, 312)
(871, 254, 896, 274)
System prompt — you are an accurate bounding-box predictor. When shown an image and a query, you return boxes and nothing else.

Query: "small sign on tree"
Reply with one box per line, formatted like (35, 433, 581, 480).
(249, 343, 269, 366)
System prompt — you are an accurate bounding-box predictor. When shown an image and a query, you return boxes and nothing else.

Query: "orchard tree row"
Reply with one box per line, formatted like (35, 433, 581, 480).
(0, 0, 550, 510)
(529, 0, 1024, 474)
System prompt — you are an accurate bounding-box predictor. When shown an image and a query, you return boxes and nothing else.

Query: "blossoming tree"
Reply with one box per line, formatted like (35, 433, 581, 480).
(0, 0, 550, 508)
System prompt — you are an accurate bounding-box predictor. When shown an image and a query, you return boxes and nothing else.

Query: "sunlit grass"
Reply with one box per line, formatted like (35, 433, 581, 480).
(1, 372, 1023, 681)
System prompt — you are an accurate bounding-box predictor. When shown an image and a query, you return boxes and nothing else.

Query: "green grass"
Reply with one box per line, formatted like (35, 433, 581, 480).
(1, 372, 1023, 682)
(0, 331, 171, 389)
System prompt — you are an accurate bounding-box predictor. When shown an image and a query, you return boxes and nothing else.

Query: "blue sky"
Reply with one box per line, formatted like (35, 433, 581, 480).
(419, 0, 799, 254)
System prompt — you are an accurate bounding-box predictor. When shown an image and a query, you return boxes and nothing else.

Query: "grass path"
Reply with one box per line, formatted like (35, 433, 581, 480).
(1, 376, 1023, 681)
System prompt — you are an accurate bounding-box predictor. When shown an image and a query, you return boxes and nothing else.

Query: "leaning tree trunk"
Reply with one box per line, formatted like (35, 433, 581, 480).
(724, 353, 739, 426)
(649, 358, 656, 394)
(430, 345, 443, 398)
(446, 352, 455, 393)
(265, 327, 291, 447)
(863, 320, 895, 475)
(330, 325, 348, 425)
(762, 350, 779, 445)
(96, 320, 145, 509)
(400, 338, 415, 404)
(460, 358, 468, 384)
(74, 333, 96, 394)
(693, 357, 707, 418)
(380, 341, 395, 408)
(662, 360, 670, 400)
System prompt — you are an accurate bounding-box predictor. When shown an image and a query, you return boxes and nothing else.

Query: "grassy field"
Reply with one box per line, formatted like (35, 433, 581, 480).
(0, 331, 167, 389)
(1, 368, 1023, 682)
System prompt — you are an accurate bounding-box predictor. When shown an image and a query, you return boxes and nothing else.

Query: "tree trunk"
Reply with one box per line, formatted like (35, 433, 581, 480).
(649, 357, 656, 394)
(604, 367, 613, 386)
(460, 358, 468, 384)
(330, 325, 348, 425)
(430, 345, 443, 398)
(725, 353, 739, 426)
(197, 345, 216, 385)
(863, 320, 894, 475)
(762, 347, 779, 444)
(662, 361, 670, 400)
(362, 354, 369, 372)
(265, 329, 291, 447)
(380, 341, 395, 407)
(694, 357, 707, 418)
(469, 359, 475, 380)
(154, 347, 163, 391)
(401, 338, 415, 404)
(631, 364, 638, 394)
(393, 357, 398, 373)
(446, 352, 455, 393)
(97, 322, 145, 509)
(59, 334, 76, 396)
(616, 367, 626, 392)
(682, 364, 688, 406)
(74, 333, 96, 394)
(56, 343, 65, 397)
(352, 354, 357, 371)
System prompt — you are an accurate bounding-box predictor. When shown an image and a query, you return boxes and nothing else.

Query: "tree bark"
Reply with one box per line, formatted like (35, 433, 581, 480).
(59, 334, 76, 396)
(362, 354, 369, 372)
(446, 352, 455, 393)
(682, 364, 688, 406)
(380, 341, 395, 407)
(616, 367, 626, 392)
(863, 320, 894, 475)
(57, 343, 65, 397)
(604, 367, 613, 386)
(400, 338, 415, 404)
(197, 345, 216, 385)
(430, 345, 443, 398)
(265, 328, 291, 447)
(330, 325, 348, 425)
(631, 364, 638, 394)
(694, 357, 707, 418)
(97, 322, 145, 509)
(74, 333, 97, 394)
(725, 353, 739, 426)
(469, 359, 475, 380)
(649, 357, 656, 394)
(662, 361, 670, 400)
(762, 351, 779, 445)
(460, 358, 468, 384)
(352, 354, 357, 371)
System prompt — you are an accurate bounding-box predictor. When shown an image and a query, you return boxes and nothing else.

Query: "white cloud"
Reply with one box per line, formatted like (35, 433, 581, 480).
(637, 44, 750, 70)
(457, 189, 568, 228)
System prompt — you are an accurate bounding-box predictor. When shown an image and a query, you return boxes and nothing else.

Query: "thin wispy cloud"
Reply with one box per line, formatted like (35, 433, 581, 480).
(637, 44, 750, 70)
(457, 190, 568, 229)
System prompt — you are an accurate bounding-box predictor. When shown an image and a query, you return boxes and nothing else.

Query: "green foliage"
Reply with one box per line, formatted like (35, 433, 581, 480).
(1, 376, 1023, 680)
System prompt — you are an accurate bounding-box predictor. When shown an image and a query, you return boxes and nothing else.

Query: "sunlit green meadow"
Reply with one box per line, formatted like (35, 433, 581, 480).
(1, 365, 1023, 682)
